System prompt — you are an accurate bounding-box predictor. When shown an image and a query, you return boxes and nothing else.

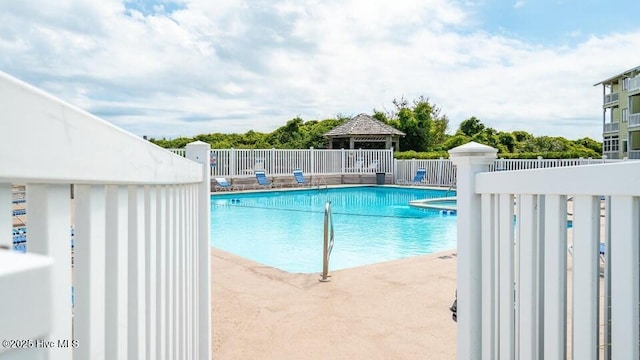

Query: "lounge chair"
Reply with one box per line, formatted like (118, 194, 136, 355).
(398, 168, 426, 185)
(292, 169, 311, 187)
(255, 171, 273, 189)
(214, 177, 233, 191)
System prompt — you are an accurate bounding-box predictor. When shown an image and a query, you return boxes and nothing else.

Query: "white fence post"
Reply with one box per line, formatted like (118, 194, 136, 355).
(230, 148, 236, 177)
(449, 142, 498, 360)
(185, 141, 211, 360)
(393, 159, 398, 183)
(437, 157, 444, 186)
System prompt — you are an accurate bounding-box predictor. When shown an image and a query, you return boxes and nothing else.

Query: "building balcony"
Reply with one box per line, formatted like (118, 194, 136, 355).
(628, 150, 640, 159)
(603, 122, 619, 133)
(603, 92, 619, 107)
(603, 151, 620, 159)
(629, 113, 640, 128)
(629, 75, 640, 94)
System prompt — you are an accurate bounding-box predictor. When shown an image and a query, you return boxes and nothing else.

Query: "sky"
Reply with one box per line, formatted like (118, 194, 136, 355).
(1, 0, 639, 141)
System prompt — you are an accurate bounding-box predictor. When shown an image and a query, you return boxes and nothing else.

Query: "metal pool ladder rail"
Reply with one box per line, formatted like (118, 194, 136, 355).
(315, 176, 328, 190)
(320, 201, 335, 282)
(445, 183, 456, 197)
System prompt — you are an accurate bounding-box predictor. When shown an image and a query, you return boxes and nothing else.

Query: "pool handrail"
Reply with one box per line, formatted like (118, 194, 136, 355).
(320, 201, 334, 282)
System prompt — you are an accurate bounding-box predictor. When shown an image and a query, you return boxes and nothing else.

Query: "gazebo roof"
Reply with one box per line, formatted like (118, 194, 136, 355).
(323, 113, 405, 137)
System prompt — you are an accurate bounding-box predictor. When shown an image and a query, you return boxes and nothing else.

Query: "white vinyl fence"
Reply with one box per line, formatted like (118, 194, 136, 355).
(170, 148, 620, 187)
(394, 157, 620, 187)
(0, 72, 211, 360)
(394, 158, 457, 186)
(451, 142, 639, 359)
(209, 148, 394, 177)
(491, 157, 615, 171)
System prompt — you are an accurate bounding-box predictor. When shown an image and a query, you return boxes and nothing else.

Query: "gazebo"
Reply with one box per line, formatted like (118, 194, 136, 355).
(323, 113, 405, 150)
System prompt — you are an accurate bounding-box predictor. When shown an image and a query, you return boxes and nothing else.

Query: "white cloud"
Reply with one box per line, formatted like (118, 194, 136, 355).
(513, 1, 526, 9)
(0, 0, 638, 141)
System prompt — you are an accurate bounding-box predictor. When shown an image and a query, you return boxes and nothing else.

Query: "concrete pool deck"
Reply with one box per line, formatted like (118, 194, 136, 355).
(212, 247, 458, 359)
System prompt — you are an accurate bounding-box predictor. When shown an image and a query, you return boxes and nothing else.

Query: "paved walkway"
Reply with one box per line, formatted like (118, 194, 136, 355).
(212, 248, 458, 359)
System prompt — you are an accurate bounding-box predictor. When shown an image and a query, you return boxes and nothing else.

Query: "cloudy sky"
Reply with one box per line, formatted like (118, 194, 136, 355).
(1, 0, 639, 140)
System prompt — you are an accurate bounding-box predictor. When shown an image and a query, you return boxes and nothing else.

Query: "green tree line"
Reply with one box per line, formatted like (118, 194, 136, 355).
(150, 97, 602, 159)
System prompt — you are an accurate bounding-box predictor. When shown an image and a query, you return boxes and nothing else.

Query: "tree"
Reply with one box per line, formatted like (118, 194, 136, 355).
(267, 117, 305, 148)
(301, 118, 341, 148)
(389, 96, 446, 152)
(512, 131, 533, 143)
(458, 116, 485, 137)
(574, 137, 602, 155)
(498, 132, 516, 152)
(372, 110, 390, 123)
(148, 99, 603, 160)
(442, 134, 471, 150)
(430, 115, 449, 147)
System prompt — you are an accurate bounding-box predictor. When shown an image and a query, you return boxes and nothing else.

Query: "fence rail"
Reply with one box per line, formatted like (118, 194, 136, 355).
(0, 72, 211, 360)
(451, 142, 640, 359)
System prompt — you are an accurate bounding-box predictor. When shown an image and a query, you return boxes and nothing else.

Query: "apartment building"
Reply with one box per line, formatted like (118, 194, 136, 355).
(595, 65, 640, 159)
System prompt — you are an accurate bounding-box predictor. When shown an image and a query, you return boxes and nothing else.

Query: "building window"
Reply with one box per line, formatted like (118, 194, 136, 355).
(623, 77, 629, 90)
(622, 108, 628, 122)
(622, 139, 628, 153)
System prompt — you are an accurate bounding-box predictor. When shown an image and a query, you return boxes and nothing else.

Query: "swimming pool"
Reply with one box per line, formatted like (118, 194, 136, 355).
(211, 186, 457, 273)
(408, 197, 457, 212)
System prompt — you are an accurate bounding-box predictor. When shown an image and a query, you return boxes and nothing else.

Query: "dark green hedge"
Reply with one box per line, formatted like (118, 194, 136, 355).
(394, 151, 450, 159)
(394, 149, 602, 160)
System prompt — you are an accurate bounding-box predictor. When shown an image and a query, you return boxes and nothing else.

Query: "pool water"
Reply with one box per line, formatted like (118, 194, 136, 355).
(211, 186, 457, 273)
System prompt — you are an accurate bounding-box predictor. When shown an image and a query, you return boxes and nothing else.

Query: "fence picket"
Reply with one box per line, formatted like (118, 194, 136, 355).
(610, 196, 640, 359)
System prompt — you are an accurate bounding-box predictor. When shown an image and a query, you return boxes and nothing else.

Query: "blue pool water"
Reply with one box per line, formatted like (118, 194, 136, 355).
(211, 186, 457, 273)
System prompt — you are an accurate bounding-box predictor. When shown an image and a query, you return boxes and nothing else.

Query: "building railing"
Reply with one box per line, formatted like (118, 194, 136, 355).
(451, 142, 640, 359)
(604, 151, 620, 159)
(604, 122, 620, 133)
(629, 113, 640, 128)
(604, 92, 619, 105)
(628, 150, 640, 159)
(0, 72, 211, 359)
